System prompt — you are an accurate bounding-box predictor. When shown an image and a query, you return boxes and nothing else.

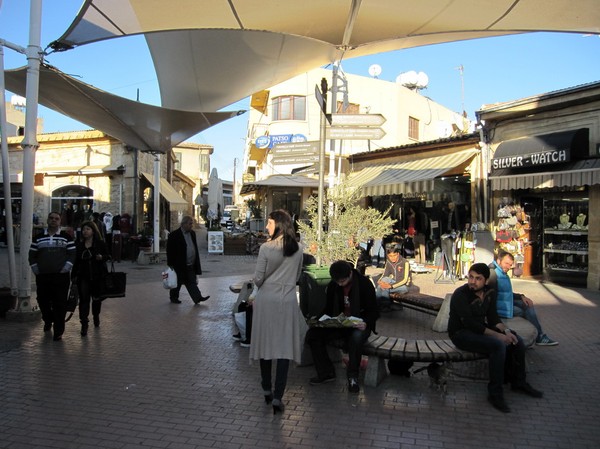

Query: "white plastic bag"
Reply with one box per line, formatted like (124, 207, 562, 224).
(162, 267, 178, 289)
(234, 311, 246, 340)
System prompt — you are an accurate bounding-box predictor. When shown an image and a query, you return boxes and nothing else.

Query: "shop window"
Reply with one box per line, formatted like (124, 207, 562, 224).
(409, 116, 419, 140)
(51, 185, 94, 229)
(272, 95, 306, 121)
(174, 151, 182, 171)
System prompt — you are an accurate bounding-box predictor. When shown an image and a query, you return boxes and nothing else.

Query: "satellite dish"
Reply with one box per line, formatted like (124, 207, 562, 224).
(368, 64, 382, 78)
(416, 72, 429, 89)
(397, 71, 428, 91)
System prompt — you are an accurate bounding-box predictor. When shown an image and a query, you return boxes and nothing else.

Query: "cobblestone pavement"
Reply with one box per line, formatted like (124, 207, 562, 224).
(1, 228, 600, 448)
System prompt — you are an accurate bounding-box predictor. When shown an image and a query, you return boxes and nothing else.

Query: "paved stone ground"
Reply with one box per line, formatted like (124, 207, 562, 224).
(1, 227, 599, 448)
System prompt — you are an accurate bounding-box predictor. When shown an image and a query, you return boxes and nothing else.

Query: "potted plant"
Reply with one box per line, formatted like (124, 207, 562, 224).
(296, 182, 394, 317)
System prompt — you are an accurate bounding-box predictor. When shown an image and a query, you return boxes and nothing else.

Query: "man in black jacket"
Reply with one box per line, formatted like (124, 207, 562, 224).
(305, 261, 379, 393)
(448, 263, 542, 413)
(166, 216, 209, 304)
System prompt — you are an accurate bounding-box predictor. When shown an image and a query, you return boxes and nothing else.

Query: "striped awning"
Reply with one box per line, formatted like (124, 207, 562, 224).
(347, 149, 478, 197)
(490, 158, 600, 190)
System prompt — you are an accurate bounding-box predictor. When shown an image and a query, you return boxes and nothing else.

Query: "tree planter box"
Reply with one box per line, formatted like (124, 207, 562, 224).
(224, 234, 247, 255)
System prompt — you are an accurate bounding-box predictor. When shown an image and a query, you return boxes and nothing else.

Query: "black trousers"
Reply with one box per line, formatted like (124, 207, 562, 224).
(306, 326, 371, 379)
(36, 273, 70, 337)
(77, 278, 102, 324)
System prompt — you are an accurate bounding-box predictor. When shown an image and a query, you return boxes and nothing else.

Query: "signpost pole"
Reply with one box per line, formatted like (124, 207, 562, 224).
(316, 78, 328, 266)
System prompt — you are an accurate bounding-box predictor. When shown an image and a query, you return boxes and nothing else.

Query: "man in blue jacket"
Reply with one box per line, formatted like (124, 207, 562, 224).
(166, 216, 209, 304)
(488, 250, 558, 346)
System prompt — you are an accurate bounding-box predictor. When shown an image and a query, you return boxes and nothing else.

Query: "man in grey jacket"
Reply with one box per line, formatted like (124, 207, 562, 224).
(29, 211, 76, 341)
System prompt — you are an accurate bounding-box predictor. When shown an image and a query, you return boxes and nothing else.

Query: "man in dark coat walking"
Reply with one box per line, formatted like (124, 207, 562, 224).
(166, 216, 209, 304)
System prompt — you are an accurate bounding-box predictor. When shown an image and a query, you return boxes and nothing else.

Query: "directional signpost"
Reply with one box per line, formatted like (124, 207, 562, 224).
(326, 126, 386, 140)
(271, 141, 320, 165)
(329, 113, 386, 127)
(326, 113, 387, 140)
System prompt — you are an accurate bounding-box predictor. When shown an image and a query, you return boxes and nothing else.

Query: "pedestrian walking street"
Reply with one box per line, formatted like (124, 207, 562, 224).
(1, 233, 599, 449)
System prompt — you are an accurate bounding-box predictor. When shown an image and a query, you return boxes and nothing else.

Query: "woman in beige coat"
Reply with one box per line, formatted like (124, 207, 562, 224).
(249, 209, 304, 415)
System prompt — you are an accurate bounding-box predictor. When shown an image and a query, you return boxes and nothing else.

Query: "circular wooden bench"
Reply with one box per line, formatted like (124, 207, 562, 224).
(361, 334, 486, 386)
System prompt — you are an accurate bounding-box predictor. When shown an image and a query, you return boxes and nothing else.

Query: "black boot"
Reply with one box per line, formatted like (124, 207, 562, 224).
(81, 322, 89, 336)
(93, 315, 100, 327)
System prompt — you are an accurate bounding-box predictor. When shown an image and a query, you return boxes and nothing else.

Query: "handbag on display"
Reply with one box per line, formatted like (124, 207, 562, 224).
(65, 282, 79, 322)
(98, 261, 127, 299)
(162, 267, 178, 289)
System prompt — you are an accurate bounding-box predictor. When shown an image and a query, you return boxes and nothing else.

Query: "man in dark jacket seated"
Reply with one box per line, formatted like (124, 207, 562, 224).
(448, 263, 543, 413)
(305, 260, 379, 394)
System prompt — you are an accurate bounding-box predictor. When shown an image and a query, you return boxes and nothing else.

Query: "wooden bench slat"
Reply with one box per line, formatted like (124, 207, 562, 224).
(423, 340, 453, 361)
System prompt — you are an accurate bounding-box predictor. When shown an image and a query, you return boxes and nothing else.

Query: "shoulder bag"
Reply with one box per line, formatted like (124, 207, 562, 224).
(98, 261, 127, 299)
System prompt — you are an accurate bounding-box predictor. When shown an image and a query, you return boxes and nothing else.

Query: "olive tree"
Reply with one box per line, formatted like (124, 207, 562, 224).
(297, 182, 394, 267)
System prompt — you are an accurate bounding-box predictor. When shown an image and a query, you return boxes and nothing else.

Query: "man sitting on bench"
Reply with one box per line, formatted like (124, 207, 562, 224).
(376, 242, 411, 312)
(305, 261, 379, 394)
(448, 263, 543, 413)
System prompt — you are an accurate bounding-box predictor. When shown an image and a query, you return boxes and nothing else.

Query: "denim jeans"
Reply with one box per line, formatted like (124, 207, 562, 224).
(259, 359, 290, 401)
(513, 298, 544, 337)
(376, 284, 408, 299)
(305, 326, 371, 379)
(451, 329, 526, 398)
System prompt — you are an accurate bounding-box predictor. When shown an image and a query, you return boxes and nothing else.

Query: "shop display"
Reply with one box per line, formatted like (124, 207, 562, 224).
(542, 199, 588, 285)
(493, 204, 530, 277)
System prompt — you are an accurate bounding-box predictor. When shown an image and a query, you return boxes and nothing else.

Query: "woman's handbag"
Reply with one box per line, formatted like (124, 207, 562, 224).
(98, 261, 127, 299)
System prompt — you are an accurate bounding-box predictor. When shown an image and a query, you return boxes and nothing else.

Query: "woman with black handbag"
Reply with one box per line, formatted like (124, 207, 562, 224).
(72, 221, 109, 336)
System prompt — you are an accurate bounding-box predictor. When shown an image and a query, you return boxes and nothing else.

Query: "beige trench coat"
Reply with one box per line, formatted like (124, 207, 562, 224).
(249, 237, 305, 363)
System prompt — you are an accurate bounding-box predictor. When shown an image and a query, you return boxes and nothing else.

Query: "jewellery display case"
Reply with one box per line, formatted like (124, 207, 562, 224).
(542, 199, 588, 285)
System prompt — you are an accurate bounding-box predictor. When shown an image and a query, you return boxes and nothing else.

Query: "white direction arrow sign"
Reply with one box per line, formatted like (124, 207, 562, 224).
(330, 113, 386, 127)
(272, 141, 319, 156)
(326, 127, 386, 140)
(271, 154, 320, 165)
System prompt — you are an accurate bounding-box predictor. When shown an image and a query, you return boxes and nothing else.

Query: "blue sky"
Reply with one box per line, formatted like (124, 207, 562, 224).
(2, 0, 600, 182)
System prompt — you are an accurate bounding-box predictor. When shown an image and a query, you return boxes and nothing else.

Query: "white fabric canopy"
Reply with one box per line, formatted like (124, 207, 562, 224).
(50, 0, 600, 112)
(4, 64, 242, 153)
(240, 174, 321, 194)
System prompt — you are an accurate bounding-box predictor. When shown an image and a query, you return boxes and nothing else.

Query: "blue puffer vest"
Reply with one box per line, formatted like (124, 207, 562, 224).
(493, 261, 514, 318)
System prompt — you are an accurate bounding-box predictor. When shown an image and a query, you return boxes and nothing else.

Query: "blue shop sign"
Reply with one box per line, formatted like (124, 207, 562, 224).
(255, 134, 307, 149)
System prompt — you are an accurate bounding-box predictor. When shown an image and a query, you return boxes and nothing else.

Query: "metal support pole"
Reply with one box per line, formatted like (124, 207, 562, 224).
(153, 155, 160, 252)
(12, 0, 43, 318)
(316, 79, 328, 265)
(328, 63, 338, 189)
(0, 45, 18, 296)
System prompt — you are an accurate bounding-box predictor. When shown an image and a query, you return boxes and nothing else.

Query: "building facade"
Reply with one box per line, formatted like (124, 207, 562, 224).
(2, 131, 189, 250)
(478, 81, 600, 289)
(241, 67, 470, 218)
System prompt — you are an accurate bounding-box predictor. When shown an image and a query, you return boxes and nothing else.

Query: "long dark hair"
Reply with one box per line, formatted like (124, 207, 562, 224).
(80, 220, 104, 242)
(269, 209, 299, 257)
